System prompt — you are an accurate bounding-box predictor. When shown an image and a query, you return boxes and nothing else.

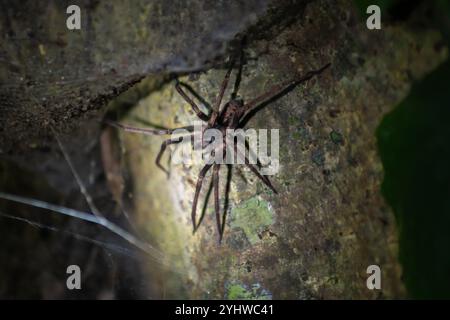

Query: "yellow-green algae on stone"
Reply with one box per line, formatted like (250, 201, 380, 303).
(226, 281, 272, 300)
(229, 197, 274, 245)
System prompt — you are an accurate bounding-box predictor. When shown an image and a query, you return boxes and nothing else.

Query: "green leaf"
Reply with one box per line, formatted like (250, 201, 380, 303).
(377, 59, 450, 299)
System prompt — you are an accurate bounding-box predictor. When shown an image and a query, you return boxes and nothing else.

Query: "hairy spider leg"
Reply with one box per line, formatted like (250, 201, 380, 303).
(242, 63, 331, 118)
(245, 161, 277, 194)
(206, 57, 238, 130)
(213, 164, 223, 242)
(231, 47, 244, 100)
(214, 59, 235, 115)
(191, 59, 236, 148)
(192, 164, 213, 231)
(225, 132, 264, 170)
(104, 119, 194, 136)
(176, 82, 213, 114)
(234, 144, 278, 194)
(156, 134, 195, 177)
(105, 119, 197, 176)
(242, 138, 264, 168)
(175, 80, 210, 122)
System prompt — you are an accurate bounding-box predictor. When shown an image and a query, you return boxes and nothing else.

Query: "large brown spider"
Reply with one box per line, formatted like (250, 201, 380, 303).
(105, 58, 330, 242)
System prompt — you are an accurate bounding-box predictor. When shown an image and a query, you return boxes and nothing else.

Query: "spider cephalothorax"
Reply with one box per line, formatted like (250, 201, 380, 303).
(218, 99, 245, 128)
(106, 58, 330, 242)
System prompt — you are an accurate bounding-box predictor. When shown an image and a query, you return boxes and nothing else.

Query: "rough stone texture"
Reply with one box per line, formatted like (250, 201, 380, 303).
(0, 0, 270, 154)
(105, 0, 447, 299)
(1, 0, 448, 299)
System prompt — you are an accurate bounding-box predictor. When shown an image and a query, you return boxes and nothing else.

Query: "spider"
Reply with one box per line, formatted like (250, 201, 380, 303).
(105, 57, 330, 242)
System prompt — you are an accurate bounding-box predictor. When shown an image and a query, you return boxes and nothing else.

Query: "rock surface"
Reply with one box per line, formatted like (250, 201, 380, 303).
(0, 0, 270, 153)
(0, 0, 448, 299)
(107, 0, 447, 299)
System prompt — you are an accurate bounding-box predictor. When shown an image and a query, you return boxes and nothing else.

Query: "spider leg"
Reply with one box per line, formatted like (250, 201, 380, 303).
(156, 135, 193, 177)
(176, 82, 213, 114)
(104, 119, 194, 136)
(214, 58, 235, 114)
(192, 164, 213, 231)
(213, 164, 223, 242)
(245, 161, 278, 194)
(175, 80, 210, 122)
(208, 55, 239, 128)
(231, 45, 244, 100)
(234, 145, 278, 194)
(242, 63, 331, 117)
(243, 138, 263, 168)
